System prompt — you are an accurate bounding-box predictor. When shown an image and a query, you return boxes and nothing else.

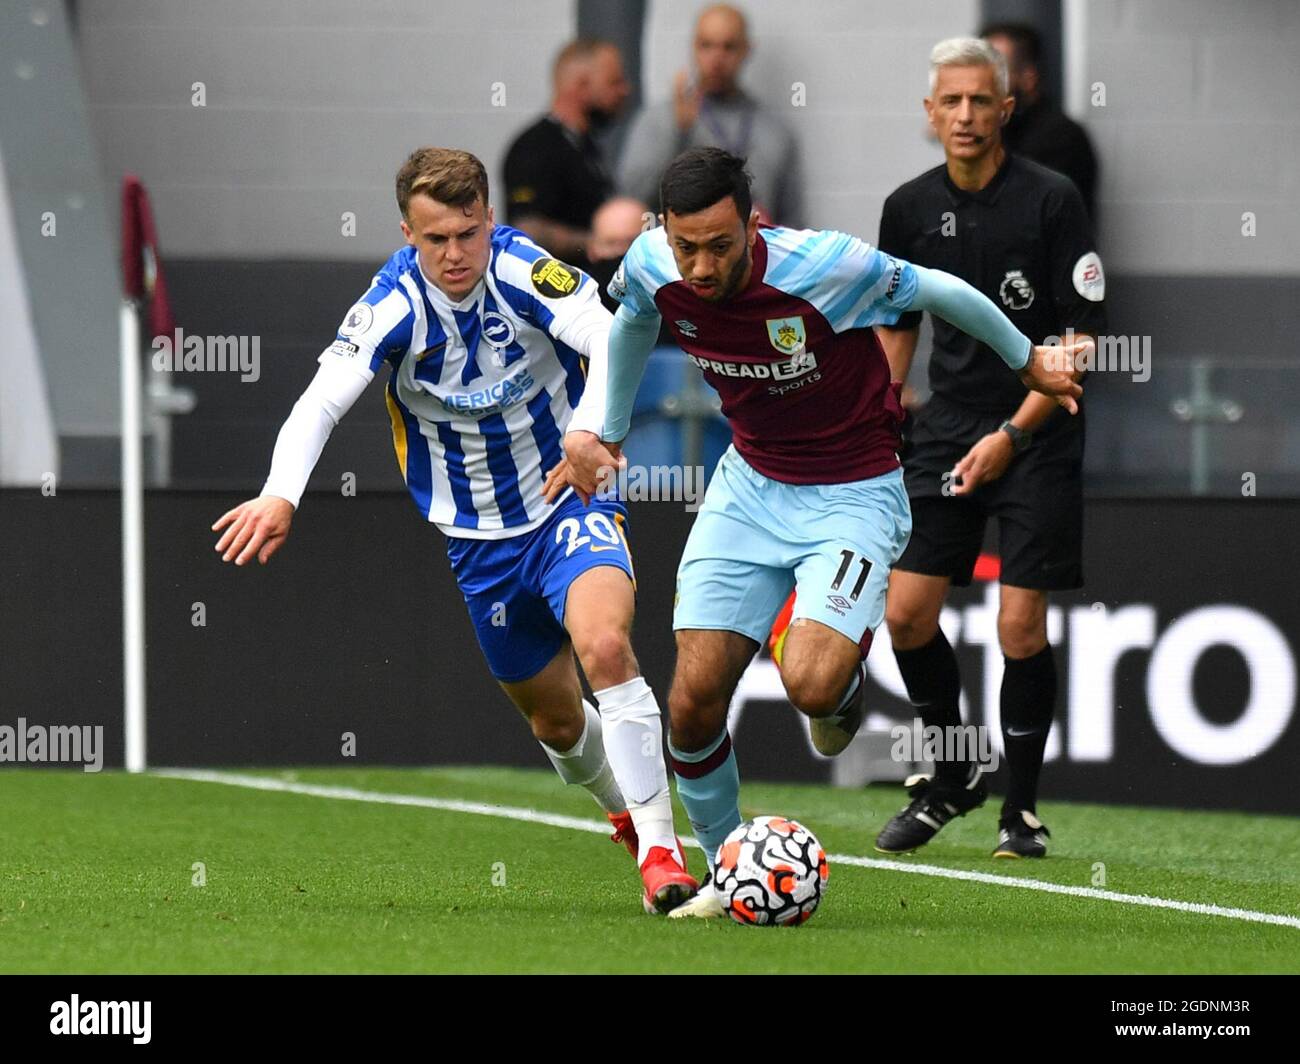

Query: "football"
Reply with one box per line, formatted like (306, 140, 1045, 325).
(714, 816, 829, 926)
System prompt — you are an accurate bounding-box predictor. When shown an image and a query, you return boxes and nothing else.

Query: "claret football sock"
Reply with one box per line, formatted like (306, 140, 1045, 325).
(540, 699, 626, 814)
(834, 661, 864, 715)
(595, 677, 679, 865)
(668, 728, 741, 871)
(1000, 644, 1057, 814)
(892, 628, 968, 783)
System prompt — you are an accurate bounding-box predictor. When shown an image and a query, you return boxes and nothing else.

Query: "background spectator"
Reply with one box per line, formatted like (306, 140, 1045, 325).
(503, 38, 631, 270)
(618, 4, 803, 227)
(585, 196, 652, 314)
(982, 21, 1099, 218)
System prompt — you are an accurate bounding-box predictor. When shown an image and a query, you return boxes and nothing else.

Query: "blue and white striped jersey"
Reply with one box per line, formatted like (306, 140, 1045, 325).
(321, 226, 610, 539)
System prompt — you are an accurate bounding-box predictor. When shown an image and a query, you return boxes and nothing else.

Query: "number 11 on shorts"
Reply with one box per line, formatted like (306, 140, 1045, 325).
(831, 549, 873, 603)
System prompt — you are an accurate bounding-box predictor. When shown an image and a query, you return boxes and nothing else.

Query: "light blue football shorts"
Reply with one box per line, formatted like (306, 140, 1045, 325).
(674, 445, 912, 650)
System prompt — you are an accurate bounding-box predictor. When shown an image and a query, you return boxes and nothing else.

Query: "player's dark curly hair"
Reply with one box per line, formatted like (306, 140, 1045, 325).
(659, 147, 753, 223)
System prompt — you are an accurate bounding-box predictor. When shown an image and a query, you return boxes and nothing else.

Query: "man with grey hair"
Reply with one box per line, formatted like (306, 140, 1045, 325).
(870, 36, 1106, 858)
(617, 4, 803, 227)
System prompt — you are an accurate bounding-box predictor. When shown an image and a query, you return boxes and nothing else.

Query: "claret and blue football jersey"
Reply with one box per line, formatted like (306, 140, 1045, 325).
(608, 225, 919, 485)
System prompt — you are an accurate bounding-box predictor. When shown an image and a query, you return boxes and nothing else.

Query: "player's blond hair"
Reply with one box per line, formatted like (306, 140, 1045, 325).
(928, 37, 1009, 98)
(395, 147, 489, 218)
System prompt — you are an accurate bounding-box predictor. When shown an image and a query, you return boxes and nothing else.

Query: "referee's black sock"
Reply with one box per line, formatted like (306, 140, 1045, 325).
(1000, 644, 1058, 815)
(892, 629, 968, 784)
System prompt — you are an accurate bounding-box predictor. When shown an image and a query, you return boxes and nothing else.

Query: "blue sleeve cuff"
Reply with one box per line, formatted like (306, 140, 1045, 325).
(909, 265, 1031, 371)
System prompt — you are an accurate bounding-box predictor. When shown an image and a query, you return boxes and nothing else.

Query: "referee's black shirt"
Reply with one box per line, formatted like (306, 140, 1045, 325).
(878, 153, 1106, 419)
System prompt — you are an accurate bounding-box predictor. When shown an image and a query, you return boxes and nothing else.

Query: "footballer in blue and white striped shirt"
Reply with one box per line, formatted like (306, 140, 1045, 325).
(212, 148, 697, 914)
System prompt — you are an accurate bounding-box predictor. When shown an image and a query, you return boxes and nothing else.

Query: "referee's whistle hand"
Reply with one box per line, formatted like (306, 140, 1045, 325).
(211, 495, 294, 566)
(950, 432, 1014, 495)
(1021, 341, 1090, 414)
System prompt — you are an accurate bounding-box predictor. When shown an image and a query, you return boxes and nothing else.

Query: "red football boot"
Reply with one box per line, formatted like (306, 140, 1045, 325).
(607, 810, 639, 860)
(638, 842, 699, 915)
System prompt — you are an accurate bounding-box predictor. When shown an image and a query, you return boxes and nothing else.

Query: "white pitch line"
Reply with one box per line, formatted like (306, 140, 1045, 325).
(834, 853, 1300, 929)
(156, 769, 613, 836)
(156, 769, 1300, 931)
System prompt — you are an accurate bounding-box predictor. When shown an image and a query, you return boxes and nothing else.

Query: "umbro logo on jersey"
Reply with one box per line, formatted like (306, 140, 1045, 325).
(675, 319, 698, 337)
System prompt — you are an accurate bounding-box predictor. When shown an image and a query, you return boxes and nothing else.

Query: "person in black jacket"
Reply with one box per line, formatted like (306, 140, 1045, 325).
(874, 37, 1106, 860)
(982, 21, 1099, 219)
(503, 39, 630, 272)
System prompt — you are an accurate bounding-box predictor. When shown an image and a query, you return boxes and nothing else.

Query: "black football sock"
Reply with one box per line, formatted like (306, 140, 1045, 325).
(1000, 643, 1058, 815)
(892, 628, 968, 784)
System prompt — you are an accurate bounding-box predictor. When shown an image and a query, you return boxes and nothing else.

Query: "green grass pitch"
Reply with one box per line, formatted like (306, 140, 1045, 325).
(1, 766, 1296, 974)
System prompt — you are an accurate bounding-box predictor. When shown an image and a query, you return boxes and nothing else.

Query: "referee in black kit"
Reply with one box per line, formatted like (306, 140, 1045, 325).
(874, 37, 1106, 858)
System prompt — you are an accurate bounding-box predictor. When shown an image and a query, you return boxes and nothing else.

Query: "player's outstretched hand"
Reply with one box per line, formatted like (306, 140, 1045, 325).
(1020, 339, 1091, 414)
(545, 431, 624, 506)
(542, 457, 587, 506)
(949, 431, 1014, 495)
(211, 495, 294, 566)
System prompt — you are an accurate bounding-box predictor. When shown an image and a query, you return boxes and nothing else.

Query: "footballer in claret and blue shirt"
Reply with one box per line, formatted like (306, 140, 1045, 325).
(554, 147, 1089, 918)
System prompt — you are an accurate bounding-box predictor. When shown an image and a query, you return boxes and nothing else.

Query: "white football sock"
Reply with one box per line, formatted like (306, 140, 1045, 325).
(539, 699, 625, 814)
(596, 676, 678, 864)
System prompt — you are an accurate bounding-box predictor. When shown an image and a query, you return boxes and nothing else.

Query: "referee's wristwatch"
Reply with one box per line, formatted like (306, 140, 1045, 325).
(998, 420, 1032, 454)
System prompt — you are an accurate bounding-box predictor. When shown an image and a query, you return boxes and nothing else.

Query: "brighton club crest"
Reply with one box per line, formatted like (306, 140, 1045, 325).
(766, 316, 807, 355)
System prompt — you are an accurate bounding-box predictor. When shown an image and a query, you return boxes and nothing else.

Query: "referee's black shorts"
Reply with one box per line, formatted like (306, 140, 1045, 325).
(896, 398, 1084, 591)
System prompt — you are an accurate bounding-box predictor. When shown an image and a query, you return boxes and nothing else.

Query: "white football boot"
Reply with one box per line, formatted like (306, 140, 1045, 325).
(667, 872, 725, 919)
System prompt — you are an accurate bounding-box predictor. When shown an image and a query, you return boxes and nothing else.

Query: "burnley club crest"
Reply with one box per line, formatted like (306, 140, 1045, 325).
(766, 316, 806, 355)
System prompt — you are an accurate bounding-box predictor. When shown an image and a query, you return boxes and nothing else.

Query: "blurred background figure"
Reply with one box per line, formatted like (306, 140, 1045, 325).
(618, 3, 803, 226)
(585, 195, 676, 351)
(503, 38, 631, 270)
(585, 195, 652, 313)
(981, 21, 1098, 218)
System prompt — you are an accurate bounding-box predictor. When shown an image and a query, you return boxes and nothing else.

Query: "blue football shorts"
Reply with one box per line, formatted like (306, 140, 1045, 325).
(445, 491, 635, 683)
(674, 445, 912, 650)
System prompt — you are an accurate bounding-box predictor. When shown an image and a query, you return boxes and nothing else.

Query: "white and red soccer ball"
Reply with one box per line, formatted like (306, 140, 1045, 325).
(713, 816, 829, 926)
